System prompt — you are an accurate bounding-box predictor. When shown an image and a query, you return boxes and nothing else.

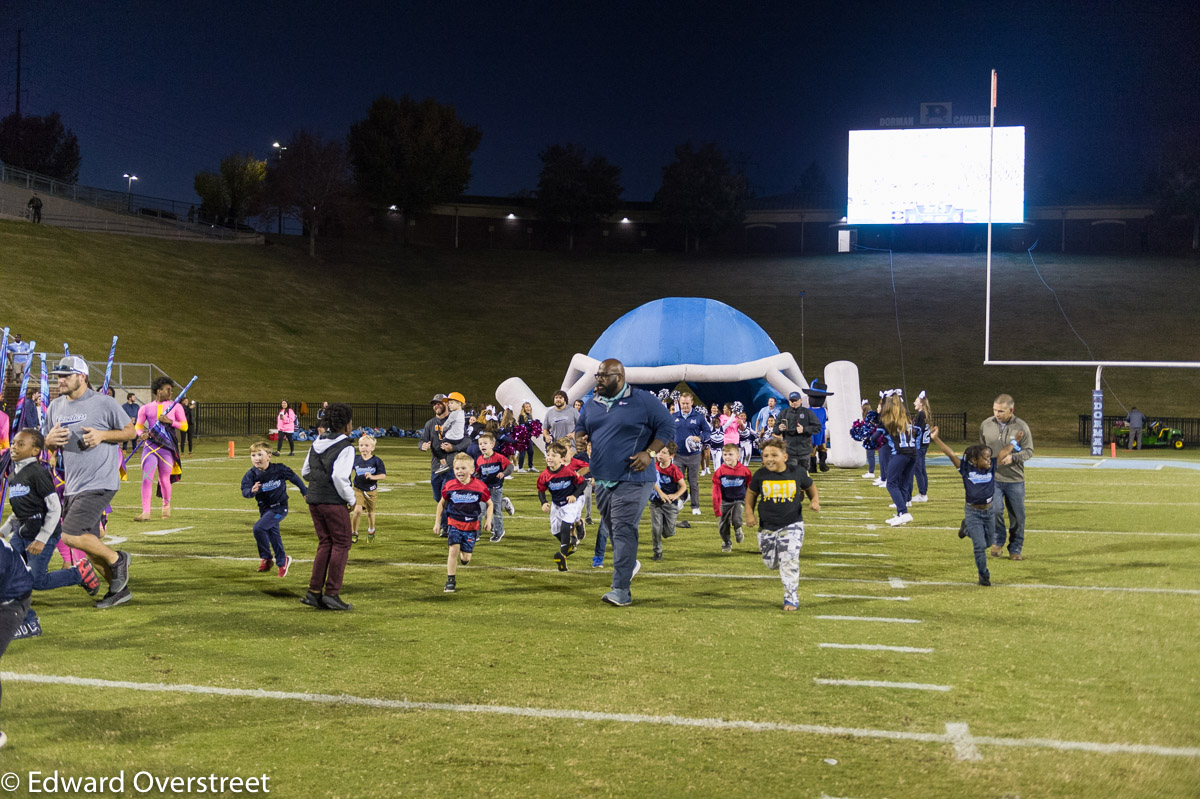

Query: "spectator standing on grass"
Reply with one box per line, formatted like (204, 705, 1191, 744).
(576, 358, 674, 607)
(26, 194, 42, 224)
(543, 390, 578, 446)
(909, 391, 931, 503)
(1125, 406, 1147, 450)
(42, 355, 137, 609)
(120, 393, 140, 453)
(979, 394, 1034, 560)
(275, 400, 297, 456)
(300, 402, 356, 611)
(776, 391, 821, 471)
(671, 392, 711, 525)
(516, 402, 538, 472)
(420, 394, 470, 534)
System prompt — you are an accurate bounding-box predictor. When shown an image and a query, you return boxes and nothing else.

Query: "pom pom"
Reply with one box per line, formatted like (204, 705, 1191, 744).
(731, 401, 744, 414)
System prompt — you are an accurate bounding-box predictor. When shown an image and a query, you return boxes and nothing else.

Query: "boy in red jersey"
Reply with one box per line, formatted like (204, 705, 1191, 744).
(537, 441, 585, 571)
(435, 453, 492, 594)
(475, 432, 513, 543)
(648, 442, 685, 561)
(712, 443, 753, 553)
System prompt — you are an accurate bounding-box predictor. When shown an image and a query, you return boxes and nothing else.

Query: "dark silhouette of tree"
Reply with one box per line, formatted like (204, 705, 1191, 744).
(535, 143, 622, 251)
(0, 112, 81, 182)
(264, 131, 355, 257)
(193, 153, 266, 223)
(1150, 129, 1200, 251)
(794, 160, 832, 207)
(654, 142, 749, 252)
(347, 95, 481, 228)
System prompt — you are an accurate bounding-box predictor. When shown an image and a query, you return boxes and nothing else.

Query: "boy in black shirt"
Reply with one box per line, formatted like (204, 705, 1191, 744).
(241, 441, 307, 577)
(745, 437, 819, 611)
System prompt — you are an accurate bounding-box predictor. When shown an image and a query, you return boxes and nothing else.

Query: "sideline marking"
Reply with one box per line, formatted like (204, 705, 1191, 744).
(818, 643, 931, 653)
(140, 526, 195, 537)
(816, 533, 880, 538)
(121, 552, 1200, 595)
(818, 552, 891, 558)
(5, 672, 1197, 760)
(816, 615, 922, 624)
(813, 594, 910, 602)
(816, 563, 892, 568)
(945, 722, 983, 761)
(815, 678, 950, 692)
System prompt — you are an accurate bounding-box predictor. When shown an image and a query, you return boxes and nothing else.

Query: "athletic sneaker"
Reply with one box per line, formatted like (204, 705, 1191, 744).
(632, 559, 642, 578)
(651, 552, 663, 561)
(96, 586, 132, 609)
(502, 496, 515, 516)
(367, 530, 375, 543)
(861, 472, 876, 479)
(872, 478, 887, 488)
(320, 594, 353, 611)
(489, 528, 505, 543)
(591, 555, 604, 568)
(601, 589, 632, 607)
(553, 552, 568, 571)
(109, 551, 131, 593)
(351, 531, 359, 544)
(300, 591, 324, 609)
(735, 528, 745, 544)
(278, 556, 291, 578)
(911, 494, 929, 503)
(885, 513, 914, 527)
(77, 560, 101, 596)
(721, 543, 733, 553)
(444, 577, 456, 593)
(691, 507, 701, 516)
(257, 558, 273, 573)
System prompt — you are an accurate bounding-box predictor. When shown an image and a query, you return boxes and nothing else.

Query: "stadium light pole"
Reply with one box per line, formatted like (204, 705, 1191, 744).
(123, 173, 137, 212)
(272, 142, 287, 234)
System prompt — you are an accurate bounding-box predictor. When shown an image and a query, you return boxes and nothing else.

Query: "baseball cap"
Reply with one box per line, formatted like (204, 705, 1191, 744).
(52, 355, 88, 375)
(787, 391, 802, 401)
(430, 393, 448, 404)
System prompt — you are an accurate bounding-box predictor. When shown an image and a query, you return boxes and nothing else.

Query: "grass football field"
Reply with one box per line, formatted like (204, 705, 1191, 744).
(2, 439, 1198, 798)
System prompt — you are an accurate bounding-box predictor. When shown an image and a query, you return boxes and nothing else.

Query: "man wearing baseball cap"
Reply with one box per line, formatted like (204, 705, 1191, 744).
(42, 355, 138, 608)
(775, 390, 822, 471)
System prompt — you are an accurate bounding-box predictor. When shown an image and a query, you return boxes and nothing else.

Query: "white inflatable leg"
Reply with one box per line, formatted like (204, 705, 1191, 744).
(824, 360, 866, 469)
(495, 377, 548, 454)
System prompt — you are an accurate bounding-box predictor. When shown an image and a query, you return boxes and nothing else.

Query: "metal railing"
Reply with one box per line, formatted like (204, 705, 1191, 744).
(193, 402, 431, 438)
(928, 412, 968, 441)
(1077, 415, 1200, 447)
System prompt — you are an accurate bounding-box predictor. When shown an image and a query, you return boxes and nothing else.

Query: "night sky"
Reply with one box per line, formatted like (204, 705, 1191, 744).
(5, 1, 1197, 207)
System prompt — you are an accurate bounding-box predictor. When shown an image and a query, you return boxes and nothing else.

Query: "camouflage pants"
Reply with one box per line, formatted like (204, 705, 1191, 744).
(758, 522, 805, 607)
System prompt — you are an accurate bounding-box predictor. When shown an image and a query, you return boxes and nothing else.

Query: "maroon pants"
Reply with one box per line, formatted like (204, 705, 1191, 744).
(308, 503, 352, 597)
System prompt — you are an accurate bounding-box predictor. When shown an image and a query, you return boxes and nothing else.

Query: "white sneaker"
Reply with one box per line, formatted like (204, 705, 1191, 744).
(632, 559, 642, 578)
(692, 507, 701, 516)
(502, 496, 515, 516)
(885, 512, 914, 526)
(861, 472, 875, 479)
(912, 494, 928, 503)
(873, 479, 886, 487)
(888, 503, 896, 509)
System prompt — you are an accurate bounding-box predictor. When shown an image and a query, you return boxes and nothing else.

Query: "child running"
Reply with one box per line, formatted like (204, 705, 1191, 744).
(0, 428, 101, 598)
(351, 434, 387, 544)
(537, 441, 585, 571)
(745, 437, 819, 611)
(435, 452, 492, 593)
(475, 431, 513, 543)
(648, 441, 685, 561)
(241, 441, 307, 577)
(929, 426, 1022, 586)
(712, 443, 753, 552)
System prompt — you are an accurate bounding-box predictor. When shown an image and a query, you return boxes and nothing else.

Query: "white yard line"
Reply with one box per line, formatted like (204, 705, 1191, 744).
(818, 643, 930, 653)
(814, 563, 892, 568)
(813, 594, 910, 601)
(816, 532, 880, 538)
(5, 672, 1197, 761)
(945, 722, 984, 761)
(888, 577, 906, 588)
(815, 615, 923, 624)
(814, 678, 950, 692)
(818, 552, 891, 558)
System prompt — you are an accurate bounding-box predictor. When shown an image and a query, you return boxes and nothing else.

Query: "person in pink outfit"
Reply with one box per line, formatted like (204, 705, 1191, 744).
(275, 400, 298, 456)
(133, 377, 187, 521)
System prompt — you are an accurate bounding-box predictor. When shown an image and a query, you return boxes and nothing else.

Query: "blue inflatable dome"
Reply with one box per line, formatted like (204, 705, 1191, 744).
(585, 298, 787, 409)
(587, 298, 780, 366)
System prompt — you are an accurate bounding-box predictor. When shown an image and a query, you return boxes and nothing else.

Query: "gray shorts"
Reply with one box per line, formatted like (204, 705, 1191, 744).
(62, 490, 118, 538)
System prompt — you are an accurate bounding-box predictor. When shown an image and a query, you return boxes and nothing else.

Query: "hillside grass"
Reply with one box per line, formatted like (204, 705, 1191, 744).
(4, 219, 1199, 445)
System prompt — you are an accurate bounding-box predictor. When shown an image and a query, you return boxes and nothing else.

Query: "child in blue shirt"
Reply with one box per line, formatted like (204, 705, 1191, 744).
(241, 441, 307, 578)
(929, 426, 1021, 587)
(351, 434, 387, 544)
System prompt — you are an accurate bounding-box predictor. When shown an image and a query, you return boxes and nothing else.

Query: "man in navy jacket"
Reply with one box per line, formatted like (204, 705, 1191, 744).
(577, 359, 675, 607)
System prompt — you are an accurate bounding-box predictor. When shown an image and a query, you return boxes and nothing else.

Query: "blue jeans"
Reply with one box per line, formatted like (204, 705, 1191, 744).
(594, 482, 654, 592)
(962, 505, 992, 581)
(484, 484, 505, 538)
(253, 508, 288, 562)
(991, 481, 1026, 553)
(593, 516, 610, 560)
(12, 531, 82, 591)
(885, 453, 916, 513)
